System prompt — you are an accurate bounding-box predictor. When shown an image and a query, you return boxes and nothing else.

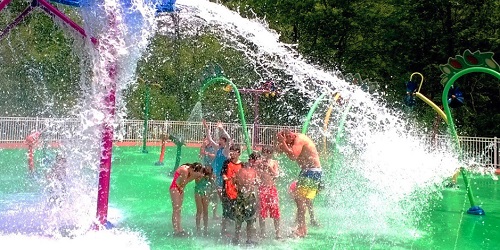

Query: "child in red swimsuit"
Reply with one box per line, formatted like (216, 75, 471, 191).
(169, 162, 203, 237)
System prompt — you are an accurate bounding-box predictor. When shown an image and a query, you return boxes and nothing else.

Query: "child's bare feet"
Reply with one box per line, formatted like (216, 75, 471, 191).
(289, 228, 306, 238)
(310, 220, 321, 227)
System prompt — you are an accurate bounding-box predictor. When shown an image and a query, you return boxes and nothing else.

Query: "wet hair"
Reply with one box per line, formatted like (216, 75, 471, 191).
(281, 128, 291, 134)
(229, 144, 241, 153)
(249, 151, 261, 161)
(261, 146, 273, 154)
(185, 162, 203, 172)
(203, 166, 213, 177)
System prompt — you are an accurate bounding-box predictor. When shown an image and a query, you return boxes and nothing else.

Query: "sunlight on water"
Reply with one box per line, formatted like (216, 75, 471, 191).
(157, 0, 462, 242)
(0, 0, 482, 248)
(1, 0, 155, 247)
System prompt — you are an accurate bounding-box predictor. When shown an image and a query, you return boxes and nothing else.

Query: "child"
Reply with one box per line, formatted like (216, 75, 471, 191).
(199, 137, 219, 218)
(233, 153, 260, 245)
(194, 166, 213, 236)
(257, 146, 281, 239)
(170, 162, 204, 237)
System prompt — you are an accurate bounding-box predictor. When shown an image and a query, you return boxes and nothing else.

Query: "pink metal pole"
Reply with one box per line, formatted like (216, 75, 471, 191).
(95, 8, 119, 229)
(38, 0, 98, 44)
(0, 0, 13, 12)
(0, 4, 35, 41)
(96, 84, 116, 227)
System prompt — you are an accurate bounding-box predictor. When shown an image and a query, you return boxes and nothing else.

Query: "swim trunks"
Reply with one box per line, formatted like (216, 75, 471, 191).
(297, 168, 322, 199)
(234, 192, 257, 223)
(258, 185, 280, 219)
(221, 195, 236, 220)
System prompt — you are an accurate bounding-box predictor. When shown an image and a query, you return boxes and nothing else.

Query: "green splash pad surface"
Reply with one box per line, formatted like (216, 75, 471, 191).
(1, 146, 499, 249)
(110, 146, 500, 250)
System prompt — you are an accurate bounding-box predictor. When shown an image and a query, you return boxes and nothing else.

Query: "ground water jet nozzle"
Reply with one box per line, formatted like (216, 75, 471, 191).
(467, 206, 485, 216)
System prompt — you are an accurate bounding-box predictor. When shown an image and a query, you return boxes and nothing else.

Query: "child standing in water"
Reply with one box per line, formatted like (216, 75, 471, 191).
(170, 162, 204, 237)
(257, 146, 281, 239)
(199, 136, 219, 218)
(233, 153, 260, 245)
(194, 166, 213, 236)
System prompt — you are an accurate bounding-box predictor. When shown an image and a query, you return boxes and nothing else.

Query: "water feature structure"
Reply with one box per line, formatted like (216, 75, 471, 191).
(138, 78, 161, 154)
(223, 79, 278, 149)
(0, 0, 174, 230)
(404, 50, 500, 216)
(1, 0, 498, 248)
(198, 68, 252, 155)
(439, 50, 500, 215)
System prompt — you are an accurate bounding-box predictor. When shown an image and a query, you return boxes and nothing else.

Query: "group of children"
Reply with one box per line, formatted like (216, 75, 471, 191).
(169, 120, 320, 245)
(171, 146, 282, 244)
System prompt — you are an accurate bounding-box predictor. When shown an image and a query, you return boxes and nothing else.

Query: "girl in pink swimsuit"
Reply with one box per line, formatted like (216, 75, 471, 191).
(170, 162, 203, 237)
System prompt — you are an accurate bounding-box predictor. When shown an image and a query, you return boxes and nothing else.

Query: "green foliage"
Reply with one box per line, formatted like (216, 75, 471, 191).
(1, 0, 499, 136)
(216, 0, 500, 136)
(126, 32, 261, 122)
(0, 8, 82, 117)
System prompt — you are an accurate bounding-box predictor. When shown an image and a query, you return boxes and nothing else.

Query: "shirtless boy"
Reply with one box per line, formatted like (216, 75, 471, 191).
(257, 146, 281, 239)
(277, 129, 321, 237)
(233, 152, 260, 245)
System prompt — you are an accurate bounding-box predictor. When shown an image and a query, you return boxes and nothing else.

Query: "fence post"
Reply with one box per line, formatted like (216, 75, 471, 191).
(494, 137, 498, 168)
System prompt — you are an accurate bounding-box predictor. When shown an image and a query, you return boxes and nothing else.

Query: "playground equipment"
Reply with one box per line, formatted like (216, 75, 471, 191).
(439, 50, 500, 215)
(301, 90, 343, 153)
(0, 0, 177, 229)
(407, 50, 500, 216)
(406, 50, 500, 215)
(168, 134, 185, 175)
(301, 73, 364, 154)
(405, 70, 481, 215)
(0, 0, 97, 43)
(322, 92, 342, 153)
(406, 72, 448, 123)
(138, 78, 161, 154)
(155, 133, 168, 166)
(224, 80, 278, 149)
(198, 66, 252, 155)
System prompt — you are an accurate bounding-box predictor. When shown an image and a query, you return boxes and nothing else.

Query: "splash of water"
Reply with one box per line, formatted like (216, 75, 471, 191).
(187, 101, 203, 122)
(159, 0, 462, 242)
(0, 0, 157, 247)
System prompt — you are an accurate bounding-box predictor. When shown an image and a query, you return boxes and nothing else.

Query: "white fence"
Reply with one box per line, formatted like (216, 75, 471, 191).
(118, 120, 300, 147)
(0, 117, 498, 168)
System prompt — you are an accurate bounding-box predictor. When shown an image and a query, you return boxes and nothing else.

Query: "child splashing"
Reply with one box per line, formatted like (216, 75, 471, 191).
(194, 166, 214, 236)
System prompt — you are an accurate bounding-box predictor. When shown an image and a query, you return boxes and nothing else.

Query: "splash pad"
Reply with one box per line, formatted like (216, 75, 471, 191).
(1, 0, 500, 249)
